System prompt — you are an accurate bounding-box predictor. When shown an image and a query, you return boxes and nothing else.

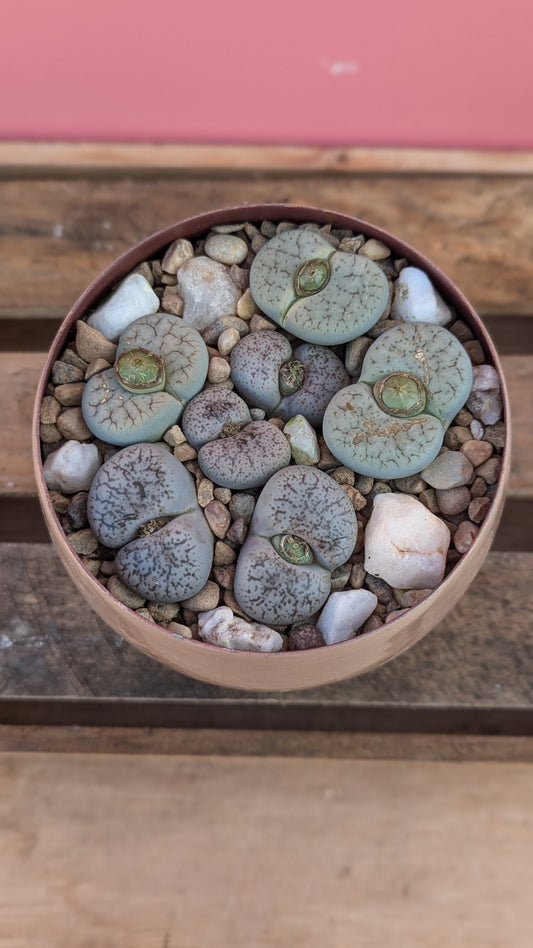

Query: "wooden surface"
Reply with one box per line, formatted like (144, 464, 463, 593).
(1, 144, 532, 752)
(2, 752, 533, 947)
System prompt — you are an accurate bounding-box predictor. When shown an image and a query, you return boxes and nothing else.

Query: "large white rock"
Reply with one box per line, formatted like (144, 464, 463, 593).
(86, 273, 159, 341)
(364, 493, 451, 589)
(316, 589, 378, 645)
(43, 440, 102, 493)
(197, 606, 283, 652)
(391, 266, 452, 325)
(177, 256, 242, 331)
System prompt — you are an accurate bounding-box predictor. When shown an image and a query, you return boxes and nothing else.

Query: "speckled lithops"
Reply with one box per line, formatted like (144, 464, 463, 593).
(323, 322, 473, 479)
(197, 420, 291, 490)
(87, 443, 213, 602)
(82, 313, 208, 446)
(233, 466, 358, 625)
(230, 331, 349, 427)
(181, 388, 252, 450)
(249, 229, 389, 344)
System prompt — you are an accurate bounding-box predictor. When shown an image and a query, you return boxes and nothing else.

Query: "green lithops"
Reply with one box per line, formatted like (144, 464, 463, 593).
(249, 230, 390, 344)
(322, 322, 473, 479)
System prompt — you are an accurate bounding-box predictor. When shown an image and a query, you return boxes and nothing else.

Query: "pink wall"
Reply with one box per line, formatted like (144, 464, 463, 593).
(1, 0, 532, 148)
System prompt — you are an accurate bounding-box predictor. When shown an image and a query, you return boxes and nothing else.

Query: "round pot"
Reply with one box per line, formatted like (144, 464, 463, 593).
(32, 204, 511, 691)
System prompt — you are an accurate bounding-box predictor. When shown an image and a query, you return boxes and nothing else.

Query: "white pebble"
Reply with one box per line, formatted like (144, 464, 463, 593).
(86, 273, 159, 341)
(283, 414, 320, 464)
(205, 234, 248, 265)
(471, 364, 500, 392)
(316, 590, 378, 645)
(391, 266, 452, 326)
(197, 606, 283, 652)
(162, 238, 194, 274)
(364, 493, 451, 589)
(43, 441, 101, 493)
(177, 256, 241, 332)
(470, 418, 484, 439)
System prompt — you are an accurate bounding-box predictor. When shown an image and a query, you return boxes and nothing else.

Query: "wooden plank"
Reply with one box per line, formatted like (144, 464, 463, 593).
(0, 353, 525, 499)
(2, 141, 533, 174)
(1, 545, 532, 714)
(1, 753, 533, 947)
(1, 174, 533, 318)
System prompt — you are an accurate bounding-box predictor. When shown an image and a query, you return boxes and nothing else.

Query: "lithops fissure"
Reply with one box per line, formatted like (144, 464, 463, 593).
(323, 322, 473, 479)
(82, 313, 208, 446)
(249, 230, 390, 345)
(234, 466, 358, 625)
(87, 443, 213, 602)
(230, 331, 349, 427)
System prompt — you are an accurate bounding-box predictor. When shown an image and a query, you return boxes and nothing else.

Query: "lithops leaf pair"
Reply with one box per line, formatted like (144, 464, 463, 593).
(234, 466, 358, 625)
(82, 313, 208, 446)
(323, 322, 473, 479)
(249, 229, 390, 344)
(87, 443, 213, 602)
(230, 330, 349, 427)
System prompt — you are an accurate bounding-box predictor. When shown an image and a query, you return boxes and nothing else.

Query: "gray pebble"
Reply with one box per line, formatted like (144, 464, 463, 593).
(205, 234, 248, 266)
(228, 492, 256, 522)
(436, 485, 472, 515)
(421, 450, 474, 489)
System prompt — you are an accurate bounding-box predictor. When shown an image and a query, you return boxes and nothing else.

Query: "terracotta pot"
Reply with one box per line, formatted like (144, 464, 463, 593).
(32, 204, 510, 691)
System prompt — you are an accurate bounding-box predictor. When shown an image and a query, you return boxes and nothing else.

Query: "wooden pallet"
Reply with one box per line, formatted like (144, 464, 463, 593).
(2, 143, 532, 758)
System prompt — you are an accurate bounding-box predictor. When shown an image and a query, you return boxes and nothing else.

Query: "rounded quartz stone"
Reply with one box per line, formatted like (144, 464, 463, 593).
(316, 589, 378, 645)
(197, 420, 291, 490)
(86, 273, 159, 341)
(233, 465, 358, 625)
(177, 256, 242, 332)
(249, 229, 389, 345)
(390, 267, 453, 326)
(230, 331, 293, 413)
(181, 388, 252, 450)
(43, 441, 102, 493)
(197, 606, 284, 652)
(87, 442, 199, 547)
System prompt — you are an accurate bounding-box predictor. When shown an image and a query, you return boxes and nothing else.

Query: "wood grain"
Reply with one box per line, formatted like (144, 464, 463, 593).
(1, 175, 533, 318)
(1, 752, 533, 947)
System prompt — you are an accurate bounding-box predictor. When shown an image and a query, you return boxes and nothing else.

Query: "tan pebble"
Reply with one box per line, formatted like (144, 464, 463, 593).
(419, 487, 440, 514)
(330, 466, 355, 487)
(99, 559, 117, 577)
(341, 485, 367, 512)
(204, 500, 231, 538)
(317, 435, 339, 471)
(54, 382, 85, 406)
(174, 442, 197, 462)
(136, 608, 154, 621)
(213, 564, 236, 590)
(208, 356, 231, 383)
(39, 423, 62, 444)
(148, 601, 181, 624)
(107, 574, 146, 609)
(162, 238, 194, 274)
(475, 456, 502, 484)
(184, 460, 203, 483)
(267, 417, 285, 430)
(454, 407, 474, 426)
(237, 287, 257, 320)
(444, 426, 472, 450)
(40, 395, 61, 424)
(385, 608, 411, 623)
(166, 621, 194, 639)
(361, 613, 384, 633)
(217, 327, 240, 356)
(468, 496, 491, 523)
(49, 490, 70, 514)
(214, 487, 232, 504)
(76, 320, 117, 364)
(223, 588, 252, 621)
(81, 556, 102, 577)
(213, 540, 237, 566)
(453, 520, 479, 554)
(251, 234, 268, 253)
(197, 477, 215, 507)
(470, 476, 487, 498)
(358, 238, 391, 260)
(181, 580, 220, 612)
(460, 439, 493, 467)
(161, 290, 185, 316)
(67, 528, 99, 555)
(395, 588, 433, 608)
(164, 424, 187, 447)
(338, 235, 365, 253)
(56, 408, 92, 441)
(85, 358, 111, 380)
(181, 608, 197, 627)
(250, 313, 276, 332)
(463, 339, 485, 364)
(436, 486, 471, 515)
(349, 562, 366, 589)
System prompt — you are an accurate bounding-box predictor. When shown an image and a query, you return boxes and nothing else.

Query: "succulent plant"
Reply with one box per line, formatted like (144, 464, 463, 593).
(249, 230, 390, 344)
(322, 322, 473, 479)
(82, 313, 208, 446)
(233, 466, 358, 625)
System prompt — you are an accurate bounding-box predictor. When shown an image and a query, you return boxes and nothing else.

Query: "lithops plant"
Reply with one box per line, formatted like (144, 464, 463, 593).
(87, 443, 213, 602)
(82, 313, 208, 446)
(323, 322, 473, 479)
(233, 466, 358, 625)
(197, 420, 292, 490)
(249, 229, 390, 344)
(230, 330, 349, 427)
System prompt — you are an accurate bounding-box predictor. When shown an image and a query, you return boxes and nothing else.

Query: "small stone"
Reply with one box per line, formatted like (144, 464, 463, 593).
(394, 474, 427, 494)
(56, 407, 92, 441)
(448, 319, 475, 343)
(468, 496, 491, 523)
(174, 443, 197, 462)
(358, 238, 391, 260)
(164, 425, 187, 447)
(436, 486, 471, 515)
(461, 439, 493, 467)
(54, 382, 85, 407)
(218, 328, 240, 356)
(344, 336, 373, 378)
(181, 580, 220, 612)
(197, 606, 283, 652)
(444, 426, 472, 450)
(52, 360, 85, 385)
(166, 621, 194, 639)
(85, 358, 112, 380)
(349, 562, 366, 589)
(75, 320, 117, 364)
(197, 477, 215, 508)
(484, 422, 505, 450)
(62, 348, 88, 370)
(43, 440, 101, 493)
(341, 485, 367, 512)
(453, 520, 479, 554)
(107, 574, 146, 609)
(330, 563, 352, 591)
(208, 356, 231, 384)
(223, 588, 252, 620)
(204, 500, 231, 538)
(454, 407, 474, 427)
(419, 488, 440, 514)
(237, 287, 257, 320)
(463, 339, 485, 364)
(466, 364, 503, 425)
(364, 493, 450, 589)
(283, 414, 320, 465)
(250, 313, 277, 332)
(67, 491, 89, 529)
(148, 601, 181, 624)
(470, 419, 485, 440)
(205, 234, 248, 266)
(316, 589, 378, 645)
(49, 490, 70, 515)
(470, 476, 488, 498)
(87, 273, 159, 341)
(226, 516, 248, 545)
(330, 467, 355, 487)
(212, 564, 236, 589)
(249, 408, 266, 421)
(212, 223, 246, 234)
(214, 487, 232, 504)
(40, 395, 61, 424)
(161, 290, 185, 316)
(391, 266, 452, 325)
(317, 435, 339, 471)
(421, 451, 474, 489)
(354, 475, 374, 495)
(361, 614, 384, 633)
(475, 456, 502, 484)
(67, 528, 99, 555)
(213, 541, 236, 566)
(395, 588, 433, 608)
(162, 238, 194, 274)
(385, 608, 411, 623)
(201, 315, 249, 346)
(230, 265, 249, 289)
(364, 573, 394, 604)
(338, 235, 365, 253)
(228, 493, 256, 522)
(288, 625, 325, 650)
(81, 556, 102, 577)
(177, 256, 241, 332)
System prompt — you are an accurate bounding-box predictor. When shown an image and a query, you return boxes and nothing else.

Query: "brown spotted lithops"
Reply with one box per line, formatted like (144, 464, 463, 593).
(233, 466, 358, 625)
